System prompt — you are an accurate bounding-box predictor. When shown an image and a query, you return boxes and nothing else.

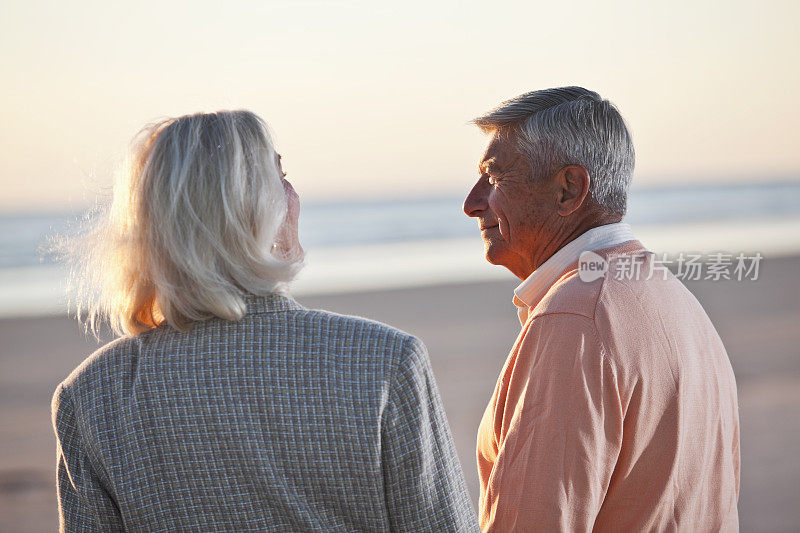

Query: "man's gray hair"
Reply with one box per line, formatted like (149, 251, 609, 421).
(473, 87, 635, 215)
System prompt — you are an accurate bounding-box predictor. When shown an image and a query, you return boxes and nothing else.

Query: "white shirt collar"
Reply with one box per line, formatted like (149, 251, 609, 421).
(513, 222, 635, 320)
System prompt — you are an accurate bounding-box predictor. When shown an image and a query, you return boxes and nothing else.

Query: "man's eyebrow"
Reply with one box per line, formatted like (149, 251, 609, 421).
(479, 158, 500, 174)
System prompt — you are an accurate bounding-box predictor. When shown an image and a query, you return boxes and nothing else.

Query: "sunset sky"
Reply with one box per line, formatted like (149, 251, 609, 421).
(1, 0, 798, 212)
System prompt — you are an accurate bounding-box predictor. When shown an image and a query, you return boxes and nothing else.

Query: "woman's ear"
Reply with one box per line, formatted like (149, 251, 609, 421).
(555, 165, 591, 216)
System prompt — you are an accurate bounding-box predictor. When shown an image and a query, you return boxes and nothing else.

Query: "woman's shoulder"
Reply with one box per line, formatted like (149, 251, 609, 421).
(298, 306, 416, 341)
(245, 292, 422, 351)
(52, 332, 152, 422)
(56, 333, 145, 393)
(55, 299, 427, 403)
(273, 306, 425, 367)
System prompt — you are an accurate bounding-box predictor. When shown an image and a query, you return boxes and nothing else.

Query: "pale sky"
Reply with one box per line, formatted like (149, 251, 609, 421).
(1, 0, 798, 212)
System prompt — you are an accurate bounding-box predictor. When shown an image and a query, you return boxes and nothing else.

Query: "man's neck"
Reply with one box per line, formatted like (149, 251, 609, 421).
(519, 215, 623, 280)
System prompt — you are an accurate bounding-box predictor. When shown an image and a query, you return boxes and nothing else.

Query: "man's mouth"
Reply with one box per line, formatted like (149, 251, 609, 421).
(480, 225, 499, 231)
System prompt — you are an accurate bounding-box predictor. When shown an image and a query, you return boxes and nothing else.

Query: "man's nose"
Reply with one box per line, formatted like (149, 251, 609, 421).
(463, 177, 490, 217)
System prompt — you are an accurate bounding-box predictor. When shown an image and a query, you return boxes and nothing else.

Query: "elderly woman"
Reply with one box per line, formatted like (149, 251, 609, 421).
(51, 111, 478, 532)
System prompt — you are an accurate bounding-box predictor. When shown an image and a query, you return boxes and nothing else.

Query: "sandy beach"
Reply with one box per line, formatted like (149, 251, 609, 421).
(1, 254, 798, 532)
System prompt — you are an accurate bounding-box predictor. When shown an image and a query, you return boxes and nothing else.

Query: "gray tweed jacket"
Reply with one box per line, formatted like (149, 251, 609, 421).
(52, 293, 479, 532)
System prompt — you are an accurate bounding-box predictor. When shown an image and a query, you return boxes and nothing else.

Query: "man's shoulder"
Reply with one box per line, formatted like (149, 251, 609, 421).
(525, 242, 648, 321)
(529, 268, 604, 322)
(530, 248, 673, 322)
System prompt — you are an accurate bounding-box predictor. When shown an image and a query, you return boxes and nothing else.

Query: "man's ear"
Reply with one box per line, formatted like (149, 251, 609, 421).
(555, 165, 590, 216)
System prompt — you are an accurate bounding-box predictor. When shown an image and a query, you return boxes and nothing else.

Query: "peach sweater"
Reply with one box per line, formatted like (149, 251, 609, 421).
(477, 240, 740, 532)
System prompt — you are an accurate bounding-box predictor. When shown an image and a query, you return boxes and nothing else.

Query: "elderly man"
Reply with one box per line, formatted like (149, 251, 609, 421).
(463, 87, 740, 532)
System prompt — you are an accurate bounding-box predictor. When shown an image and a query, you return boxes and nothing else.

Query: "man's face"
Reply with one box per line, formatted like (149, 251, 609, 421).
(463, 130, 559, 280)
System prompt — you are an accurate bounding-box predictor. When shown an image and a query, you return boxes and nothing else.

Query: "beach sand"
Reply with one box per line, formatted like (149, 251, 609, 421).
(1, 255, 798, 532)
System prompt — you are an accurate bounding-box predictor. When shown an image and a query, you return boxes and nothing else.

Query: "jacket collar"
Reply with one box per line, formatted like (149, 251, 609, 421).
(242, 291, 304, 315)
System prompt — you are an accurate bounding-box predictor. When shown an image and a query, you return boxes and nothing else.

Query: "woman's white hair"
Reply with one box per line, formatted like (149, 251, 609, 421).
(57, 110, 304, 336)
(473, 86, 635, 215)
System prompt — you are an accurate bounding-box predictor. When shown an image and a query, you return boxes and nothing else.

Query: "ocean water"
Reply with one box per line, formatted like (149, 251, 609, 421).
(1, 181, 799, 317)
